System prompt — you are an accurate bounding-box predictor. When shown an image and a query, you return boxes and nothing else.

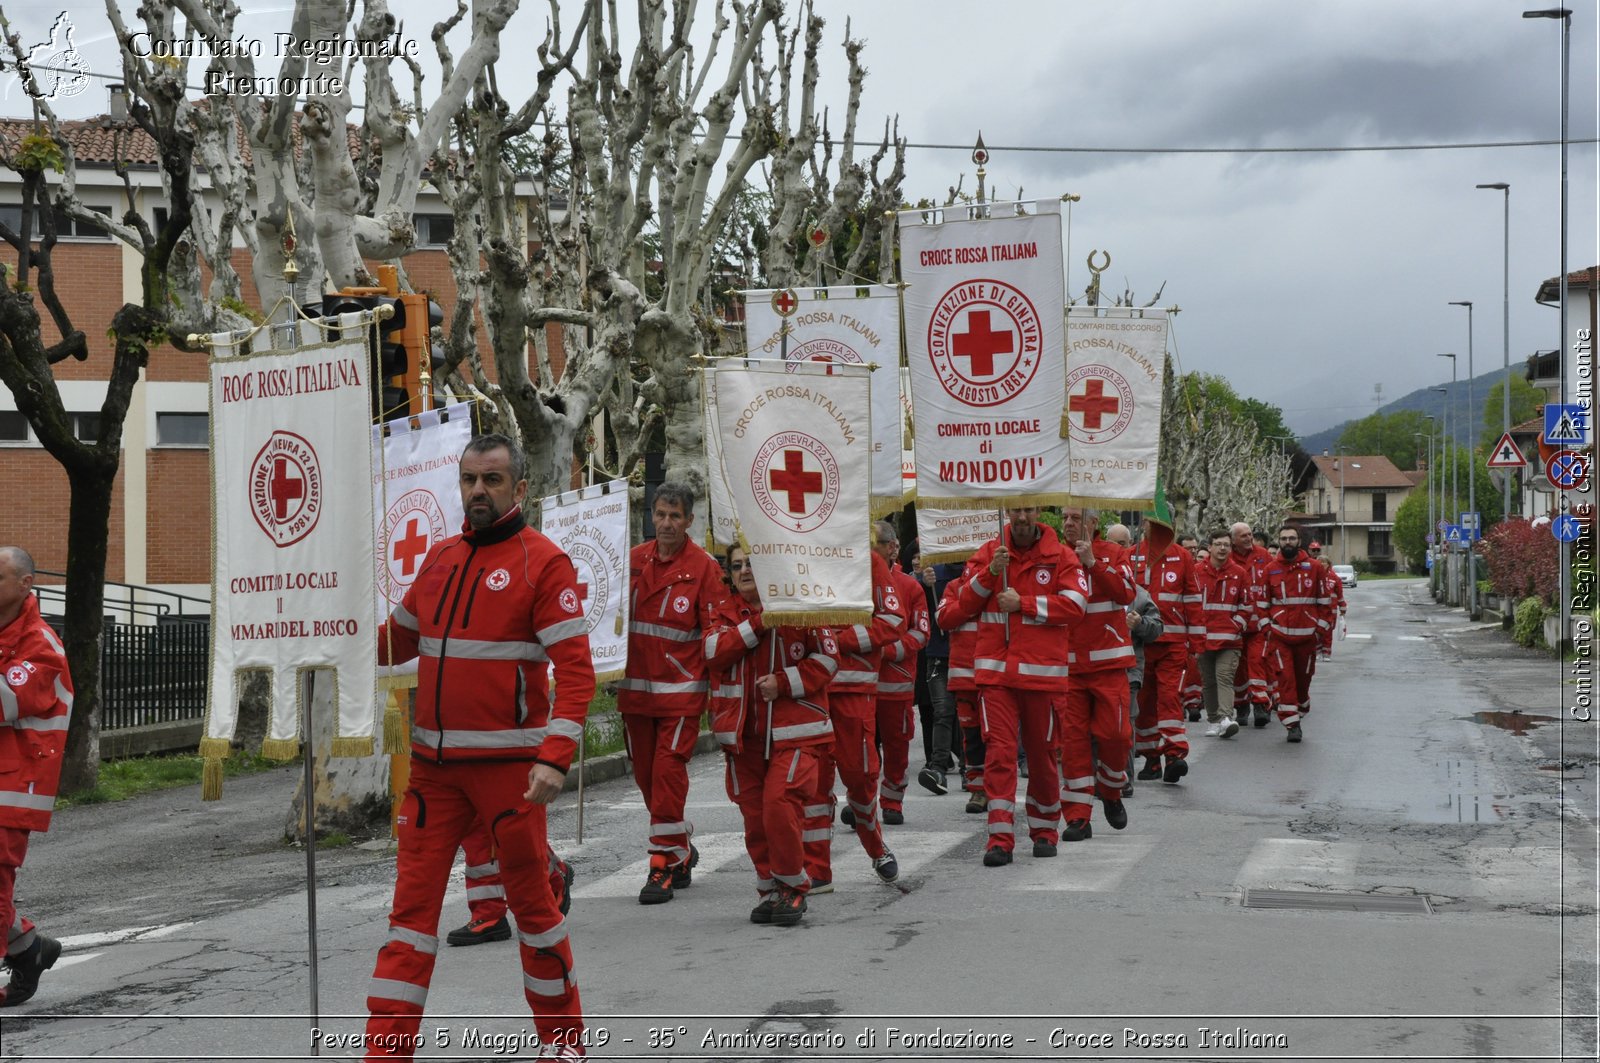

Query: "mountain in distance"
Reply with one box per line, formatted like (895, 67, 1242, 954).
(1297, 368, 1511, 457)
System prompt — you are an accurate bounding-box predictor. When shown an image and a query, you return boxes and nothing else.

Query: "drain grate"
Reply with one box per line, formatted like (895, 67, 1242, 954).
(1242, 888, 1433, 914)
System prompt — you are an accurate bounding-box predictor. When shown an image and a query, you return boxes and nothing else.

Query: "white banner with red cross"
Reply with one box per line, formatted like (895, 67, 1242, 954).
(713, 359, 874, 626)
(742, 285, 906, 517)
(898, 201, 1071, 508)
(1061, 307, 1169, 508)
(539, 479, 630, 682)
(371, 403, 473, 683)
(203, 317, 378, 787)
(917, 505, 1003, 565)
(699, 364, 741, 550)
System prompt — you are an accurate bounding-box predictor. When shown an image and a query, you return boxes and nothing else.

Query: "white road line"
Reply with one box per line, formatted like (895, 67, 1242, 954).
(825, 830, 971, 889)
(571, 832, 753, 898)
(1398, 635, 1428, 641)
(1345, 633, 1374, 639)
(1009, 835, 1155, 892)
(53, 951, 104, 971)
(1235, 838, 1360, 889)
(57, 926, 159, 949)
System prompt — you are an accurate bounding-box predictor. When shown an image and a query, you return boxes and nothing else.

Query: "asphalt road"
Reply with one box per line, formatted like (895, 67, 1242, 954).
(2, 577, 1595, 1063)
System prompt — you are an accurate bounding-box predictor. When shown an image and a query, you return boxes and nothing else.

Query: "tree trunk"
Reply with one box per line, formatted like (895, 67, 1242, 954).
(286, 672, 393, 841)
(57, 458, 117, 793)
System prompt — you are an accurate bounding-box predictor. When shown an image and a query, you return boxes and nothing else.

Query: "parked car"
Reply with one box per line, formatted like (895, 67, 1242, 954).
(1332, 564, 1357, 588)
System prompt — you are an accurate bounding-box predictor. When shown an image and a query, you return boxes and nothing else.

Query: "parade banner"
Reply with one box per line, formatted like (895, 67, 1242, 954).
(744, 285, 906, 516)
(1062, 307, 1168, 508)
(203, 317, 377, 795)
(898, 201, 1071, 508)
(540, 479, 630, 681)
(700, 365, 741, 550)
(714, 359, 873, 625)
(372, 403, 472, 685)
(917, 505, 1002, 565)
(900, 366, 917, 496)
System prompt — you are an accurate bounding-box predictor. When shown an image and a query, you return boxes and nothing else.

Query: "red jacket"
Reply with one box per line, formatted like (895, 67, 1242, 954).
(1130, 541, 1204, 653)
(829, 552, 908, 704)
(1231, 543, 1275, 635)
(0, 594, 72, 832)
(618, 537, 729, 717)
(877, 566, 929, 701)
(954, 524, 1089, 690)
(936, 575, 978, 694)
(1261, 551, 1332, 646)
(1320, 564, 1346, 651)
(1194, 557, 1250, 650)
(703, 596, 837, 759)
(1066, 539, 1137, 674)
(379, 510, 595, 773)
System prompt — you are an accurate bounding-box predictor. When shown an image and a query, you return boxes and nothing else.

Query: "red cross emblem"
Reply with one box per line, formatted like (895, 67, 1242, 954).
(927, 280, 1042, 408)
(249, 431, 323, 548)
(771, 288, 800, 317)
(769, 449, 824, 514)
(951, 310, 1013, 378)
(270, 458, 304, 520)
(379, 490, 447, 604)
(1069, 378, 1120, 429)
(1063, 365, 1136, 443)
(751, 432, 841, 533)
(391, 516, 429, 577)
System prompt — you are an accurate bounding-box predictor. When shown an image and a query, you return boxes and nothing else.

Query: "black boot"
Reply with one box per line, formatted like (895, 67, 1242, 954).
(1, 934, 61, 1008)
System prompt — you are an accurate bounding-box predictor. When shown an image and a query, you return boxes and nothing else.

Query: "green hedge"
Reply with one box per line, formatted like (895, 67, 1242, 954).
(1513, 596, 1546, 648)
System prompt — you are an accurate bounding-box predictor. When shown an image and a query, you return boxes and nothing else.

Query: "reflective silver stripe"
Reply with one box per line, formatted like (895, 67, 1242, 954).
(518, 919, 569, 949)
(879, 681, 914, 694)
(1026, 815, 1058, 829)
(1096, 767, 1126, 788)
(1204, 603, 1239, 611)
(949, 666, 975, 680)
(418, 636, 545, 661)
(1087, 646, 1134, 662)
(975, 658, 1008, 671)
(1085, 600, 1123, 613)
(615, 678, 708, 695)
(800, 826, 833, 843)
(650, 820, 690, 834)
(737, 620, 759, 648)
(0, 791, 54, 811)
(547, 718, 585, 741)
(1273, 626, 1316, 637)
(980, 611, 1007, 624)
(783, 666, 805, 696)
(465, 884, 506, 901)
(774, 871, 807, 887)
(385, 926, 439, 954)
(412, 725, 548, 748)
(771, 719, 833, 741)
(715, 730, 738, 745)
(987, 822, 1011, 834)
(850, 624, 870, 645)
(1156, 592, 1185, 602)
(1182, 594, 1203, 603)
(464, 860, 501, 877)
(369, 977, 428, 1006)
(713, 684, 743, 699)
(1033, 597, 1050, 620)
(537, 618, 589, 645)
(38, 627, 64, 655)
(1061, 589, 1088, 612)
(0, 684, 17, 723)
(803, 803, 832, 818)
(391, 604, 419, 631)
(971, 577, 993, 598)
(13, 714, 69, 732)
(834, 669, 877, 684)
(53, 679, 72, 711)
(880, 612, 906, 628)
(524, 970, 573, 997)
(988, 798, 1016, 812)
(1016, 662, 1069, 678)
(635, 621, 701, 643)
(1027, 800, 1061, 814)
(1062, 774, 1094, 789)
(1276, 597, 1321, 605)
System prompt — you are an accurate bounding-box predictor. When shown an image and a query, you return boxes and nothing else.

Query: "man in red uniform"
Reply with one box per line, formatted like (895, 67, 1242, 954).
(1308, 549, 1345, 716)
(1130, 520, 1203, 783)
(1194, 530, 1250, 738)
(0, 547, 69, 1008)
(1260, 526, 1332, 743)
(705, 545, 838, 925)
(365, 435, 591, 1062)
(1229, 522, 1275, 726)
(934, 567, 986, 813)
(807, 550, 902, 887)
(1059, 511, 1136, 840)
(872, 523, 927, 826)
(445, 822, 574, 945)
(617, 483, 728, 904)
(1177, 535, 1204, 723)
(949, 508, 1088, 865)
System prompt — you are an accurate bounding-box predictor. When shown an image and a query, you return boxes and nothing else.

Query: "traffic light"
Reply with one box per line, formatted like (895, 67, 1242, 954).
(395, 293, 447, 415)
(323, 289, 407, 422)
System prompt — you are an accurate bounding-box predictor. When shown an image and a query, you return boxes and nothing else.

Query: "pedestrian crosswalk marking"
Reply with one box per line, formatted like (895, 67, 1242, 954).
(1009, 835, 1155, 892)
(1345, 633, 1373, 639)
(825, 830, 970, 888)
(1236, 838, 1360, 889)
(571, 832, 753, 898)
(1398, 635, 1428, 641)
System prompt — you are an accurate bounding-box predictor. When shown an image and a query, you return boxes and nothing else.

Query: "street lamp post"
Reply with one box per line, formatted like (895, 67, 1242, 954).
(1333, 444, 1348, 566)
(1432, 384, 1451, 600)
(1425, 415, 1438, 585)
(1450, 302, 1478, 619)
(1477, 182, 1513, 517)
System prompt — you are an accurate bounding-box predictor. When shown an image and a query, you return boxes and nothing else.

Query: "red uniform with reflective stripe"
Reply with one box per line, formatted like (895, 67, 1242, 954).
(0, 594, 71, 833)
(957, 525, 1089, 689)
(1128, 542, 1204, 653)
(1066, 540, 1137, 674)
(1261, 554, 1331, 645)
(877, 567, 928, 697)
(829, 553, 906, 698)
(704, 597, 837, 757)
(1194, 558, 1250, 649)
(618, 538, 727, 717)
(377, 511, 595, 772)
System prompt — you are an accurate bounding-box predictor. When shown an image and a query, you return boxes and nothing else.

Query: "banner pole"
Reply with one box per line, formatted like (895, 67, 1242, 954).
(575, 726, 587, 845)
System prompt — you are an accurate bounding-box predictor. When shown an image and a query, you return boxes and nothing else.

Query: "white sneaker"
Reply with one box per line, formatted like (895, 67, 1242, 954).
(1221, 719, 1240, 739)
(1203, 722, 1223, 737)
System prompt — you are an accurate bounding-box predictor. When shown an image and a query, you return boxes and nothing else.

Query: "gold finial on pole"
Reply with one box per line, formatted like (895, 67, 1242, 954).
(281, 210, 300, 286)
(972, 133, 989, 209)
(1085, 249, 1111, 308)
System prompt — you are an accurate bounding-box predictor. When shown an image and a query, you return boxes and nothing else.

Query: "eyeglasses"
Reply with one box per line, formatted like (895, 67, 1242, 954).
(729, 560, 750, 571)
(1308, 549, 1321, 555)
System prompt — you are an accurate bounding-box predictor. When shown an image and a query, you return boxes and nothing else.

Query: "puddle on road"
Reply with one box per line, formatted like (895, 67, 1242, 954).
(1469, 711, 1559, 734)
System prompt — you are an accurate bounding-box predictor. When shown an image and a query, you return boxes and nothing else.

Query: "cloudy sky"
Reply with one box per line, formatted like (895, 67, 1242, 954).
(9, 0, 1597, 435)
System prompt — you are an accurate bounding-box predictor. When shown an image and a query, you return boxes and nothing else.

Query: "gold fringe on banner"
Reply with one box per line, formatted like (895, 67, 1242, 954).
(377, 673, 420, 692)
(763, 608, 873, 628)
(921, 548, 980, 566)
(917, 492, 1072, 512)
(1059, 410, 1073, 440)
(593, 667, 627, 685)
(870, 496, 906, 520)
(198, 736, 230, 801)
(259, 737, 301, 761)
(1065, 495, 1156, 510)
(381, 690, 410, 754)
(331, 736, 377, 758)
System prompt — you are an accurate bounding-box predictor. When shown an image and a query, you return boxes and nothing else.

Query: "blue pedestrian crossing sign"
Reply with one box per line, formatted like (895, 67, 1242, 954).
(1544, 403, 1590, 446)
(1552, 514, 1583, 543)
(1443, 524, 1466, 546)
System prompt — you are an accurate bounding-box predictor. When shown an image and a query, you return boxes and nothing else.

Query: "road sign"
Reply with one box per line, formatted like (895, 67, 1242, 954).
(1486, 432, 1527, 469)
(1425, 533, 1435, 544)
(1546, 450, 1591, 491)
(1553, 514, 1583, 543)
(1460, 511, 1479, 531)
(1443, 524, 1465, 546)
(1544, 404, 1590, 446)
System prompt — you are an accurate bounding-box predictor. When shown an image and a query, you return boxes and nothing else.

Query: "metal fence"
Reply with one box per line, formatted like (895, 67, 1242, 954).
(99, 617, 210, 731)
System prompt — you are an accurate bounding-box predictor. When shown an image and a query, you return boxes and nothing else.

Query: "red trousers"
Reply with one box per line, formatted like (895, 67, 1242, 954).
(1233, 632, 1270, 708)
(1180, 653, 1202, 712)
(461, 820, 570, 924)
(1136, 642, 1191, 760)
(1268, 636, 1316, 726)
(1, 826, 38, 964)
(977, 686, 1062, 851)
(1060, 673, 1132, 822)
(954, 691, 985, 794)
(806, 692, 887, 883)
(875, 697, 915, 813)
(622, 713, 699, 868)
(726, 746, 820, 895)
(365, 760, 580, 1061)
